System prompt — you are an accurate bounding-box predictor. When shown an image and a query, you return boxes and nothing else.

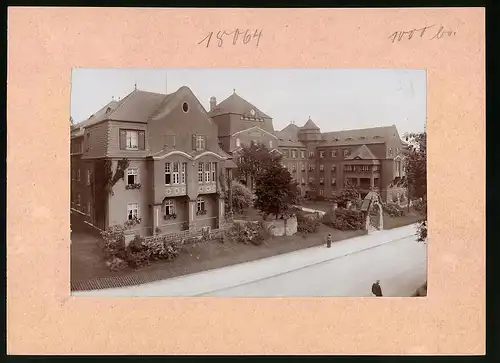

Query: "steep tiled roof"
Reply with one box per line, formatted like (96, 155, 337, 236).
(300, 117, 320, 130)
(346, 144, 378, 160)
(208, 91, 271, 119)
(321, 125, 400, 146)
(72, 90, 169, 129)
(276, 123, 305, 147)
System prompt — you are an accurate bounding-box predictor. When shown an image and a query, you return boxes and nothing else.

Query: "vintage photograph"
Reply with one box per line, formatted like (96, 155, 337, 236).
(70, 68, 427, 297)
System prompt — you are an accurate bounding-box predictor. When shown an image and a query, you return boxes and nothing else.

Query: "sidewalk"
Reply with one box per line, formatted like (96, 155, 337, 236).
(73, 224, 417, 297)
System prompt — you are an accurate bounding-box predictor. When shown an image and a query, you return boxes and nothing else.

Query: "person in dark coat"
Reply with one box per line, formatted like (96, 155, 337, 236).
(326, 233, 332, 248)
(372, 280, 383, 296)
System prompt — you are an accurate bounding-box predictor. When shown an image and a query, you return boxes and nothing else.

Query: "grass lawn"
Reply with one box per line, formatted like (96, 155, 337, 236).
(383, 210, 424, 229)
(71, 213, 366, 288)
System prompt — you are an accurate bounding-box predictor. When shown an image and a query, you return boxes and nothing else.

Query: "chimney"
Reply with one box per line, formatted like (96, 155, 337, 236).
(210, 96, 217, 112)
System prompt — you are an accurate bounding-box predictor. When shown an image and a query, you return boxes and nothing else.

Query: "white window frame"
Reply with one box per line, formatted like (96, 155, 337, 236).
(86, 169, 91, 185)
(181, 162, 187, 184)
(309, 164, 315, 172)
(301, 163, 305, 172)
(236, 138, 241, 147)
(77, 168, 81, 182)
(388, 148, 393, 156)
(331, 178, 337, 186)
(196, 135, 205, 150)
(88, 201, 92, 216)
(331, 150, 337, 157)
(165, 162, 172, 185)
(309, 151, 314, 157)
(196, 197, 205, 212)
(319, 177, 324, 184)
(127, 167, 138, 185)
(126, 130, 139, 150)
(319, 189, 324, 196)
(292, 150, 297, 159)
(211, 162, 216, 182)
(319, 164, 324, 171)
(319, 151, 325, 158)
(127, 203, 139, 220)
(345, 165, 353, 171)
(269, 140, 273, 148)
(172, 162, 180, 184)
(300, 150, 305, 158)
(198, 162, 204, 183)
(76, 193, 81, 206)
(164, 199, 175, 216)
(361, 165, 370, 171)
(343, 149, 350, 157)
(331, 164, 337, 171)
(204, 162, 211, 183)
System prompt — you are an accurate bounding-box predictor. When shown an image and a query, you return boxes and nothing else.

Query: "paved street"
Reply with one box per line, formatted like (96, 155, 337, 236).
(73, 224, 427, 297)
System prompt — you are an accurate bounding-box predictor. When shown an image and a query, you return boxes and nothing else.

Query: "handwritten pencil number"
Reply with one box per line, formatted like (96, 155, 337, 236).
(199, 29, 262, 47)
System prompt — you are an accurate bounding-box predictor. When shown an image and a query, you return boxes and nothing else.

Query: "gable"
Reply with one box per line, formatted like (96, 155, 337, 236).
(231, 126, 278, 140)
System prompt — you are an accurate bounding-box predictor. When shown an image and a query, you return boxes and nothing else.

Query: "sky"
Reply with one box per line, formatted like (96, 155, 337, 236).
(70, 68, 426, 135)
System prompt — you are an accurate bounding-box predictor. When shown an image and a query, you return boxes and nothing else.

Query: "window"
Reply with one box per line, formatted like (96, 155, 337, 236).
(182, 102, 189, 113)
(77, 168, 81, 182)
(86, 169, 91, 185)
(195, 135, 206, 150)
(319, 151, 325, 158)
(343, 149, 351, 157)
(331, 178, 337, 187)
(309, 151, 314, 157)
(165, 163, 171, 185)
(361, 165, 370, 171)
(211, 162, 217, 182)
(301, 163, 305, 172)
(373, 165, 380, 171)
(331, 150, 337, 157)
(236, 138, 241, 147)
(88, 201, 92, 216)
(269, 140, 273, 148)
(301, 177, 305, 185)
(205, 162, 210, 182)
(319, 177, 324, 185)
(76, 193, 81, 206)
(319, 189, 324, 196)
(292, 150, 297, 158)
(319, 164, 324, 171)
(172, 162, 180, 184)
(292, 165, 297, 172)
(309, 164, 315, 172)
(181, 162, 187, 184)
(196, 197, 205, 212)
(127, 203, 139, 220)
(331, 164, 337, 171)
(388, 148, 393, 156)
(86, 132, 90, 151)
(345, 165, 353, 171)
(127, 168, 138, 185)
(164, 199, 175, 216)
(284, 150, 289, 158)
(198, 162, 204, 183)
(126, 130, 139, 149)
(396, 147, 400, 154)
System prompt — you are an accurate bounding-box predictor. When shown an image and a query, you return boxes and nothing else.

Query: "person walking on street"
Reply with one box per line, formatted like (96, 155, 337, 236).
(326, 233, 332, 248)
(372, 280, 383, 297)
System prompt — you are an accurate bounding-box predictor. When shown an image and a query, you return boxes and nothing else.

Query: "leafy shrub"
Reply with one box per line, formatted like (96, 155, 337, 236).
(412, 198, 426, 215)
(322, 208, 364, 231)
(416, 220, 427, 242)
(226, 221, 270, 246)
(383, 203, 406, 217)
(392, 194, 399, 203)
(100, 224, 127, 259)
(105, 256, 128, 271)
(296, 213, 320, 234)
(226, 181, 254, 215)
(125, 235, 152, 269)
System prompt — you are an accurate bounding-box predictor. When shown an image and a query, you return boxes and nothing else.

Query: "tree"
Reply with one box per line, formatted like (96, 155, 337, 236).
(236, 142, 283, 186)
(403, 131, 427, 242)
(226, 181, 254, 215)
(254, 163, 298, 219)
(332, 179, 361, 208)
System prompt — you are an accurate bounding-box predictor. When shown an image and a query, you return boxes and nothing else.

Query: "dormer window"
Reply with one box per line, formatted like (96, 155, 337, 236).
(105, 107, 112, 114)
(345, 137, 353, 141)
(359, 136, 366, 140)
(373, 135, 383, 139)
(332, 138, 339, 142)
